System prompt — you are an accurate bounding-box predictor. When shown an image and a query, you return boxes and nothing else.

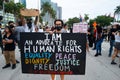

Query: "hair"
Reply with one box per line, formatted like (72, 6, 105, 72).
(63, 23, 67, 28)
(8, 21, 14, 25)
(18, 21, 23, 26)
(5, 26, 13, 34)
(116, 24, 120, 30)
(54, 19, 64, 26)
(96, 25, 102, 33)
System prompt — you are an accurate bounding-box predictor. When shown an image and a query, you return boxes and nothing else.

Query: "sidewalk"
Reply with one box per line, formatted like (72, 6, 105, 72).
(0, 42, 120, 80)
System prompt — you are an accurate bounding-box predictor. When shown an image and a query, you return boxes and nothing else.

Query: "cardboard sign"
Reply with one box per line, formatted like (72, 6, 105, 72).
(20, 33, 86, 75)
(20, 9, 39, 16)
(73, 22, 88, 33)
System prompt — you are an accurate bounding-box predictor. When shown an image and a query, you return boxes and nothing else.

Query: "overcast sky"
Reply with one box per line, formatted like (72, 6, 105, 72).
(15, 0, 120, 20)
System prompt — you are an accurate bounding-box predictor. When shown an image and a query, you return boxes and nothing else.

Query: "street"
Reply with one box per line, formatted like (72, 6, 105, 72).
(0, 41, 120, 80)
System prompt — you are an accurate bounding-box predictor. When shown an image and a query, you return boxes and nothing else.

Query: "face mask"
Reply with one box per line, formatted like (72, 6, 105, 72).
(55, 26, 62, 31)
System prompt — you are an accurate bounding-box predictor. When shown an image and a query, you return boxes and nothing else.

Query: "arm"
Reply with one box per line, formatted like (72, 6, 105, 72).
(34, 16, 38, 25)
(3, 39, 13, 44)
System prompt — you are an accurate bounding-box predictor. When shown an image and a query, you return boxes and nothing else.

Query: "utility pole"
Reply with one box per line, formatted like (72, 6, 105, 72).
(2, 0, 5, 24)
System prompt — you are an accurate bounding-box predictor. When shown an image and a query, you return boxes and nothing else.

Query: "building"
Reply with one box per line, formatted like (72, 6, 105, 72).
(41, 0, 62, 26)
(19, 0, 26, 7)
(57, 7, 62, 19)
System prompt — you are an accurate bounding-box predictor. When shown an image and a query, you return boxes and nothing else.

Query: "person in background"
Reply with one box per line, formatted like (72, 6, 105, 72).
(94, 24, 103, 57)
(108, 25, 118, 57)
(87, 25, 94, 48)
(2, 26, 16, 69)
(8, 21, 15, 27)
(14, 21, 25, 50)
(92, 26, 97, 50)
(20, 16, 38, 32)
(7, 21, 20, 63)
(0, 23, 3, 54)
(34, 27, 39, 32)
(61, 23, 68, 33)
(111, 30, 120, 64)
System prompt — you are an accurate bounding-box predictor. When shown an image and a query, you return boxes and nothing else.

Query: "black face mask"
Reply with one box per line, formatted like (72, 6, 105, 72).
(55, 26, 62, 31)
(27, 22, 32, 29)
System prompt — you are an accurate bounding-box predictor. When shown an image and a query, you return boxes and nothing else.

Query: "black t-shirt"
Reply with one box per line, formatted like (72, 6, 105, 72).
(109, 28, 117, 40)
(3, 34, 15, 51)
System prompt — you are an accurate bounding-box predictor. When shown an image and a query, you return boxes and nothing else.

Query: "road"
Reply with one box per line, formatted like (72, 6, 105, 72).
(0, 42, 120, 80)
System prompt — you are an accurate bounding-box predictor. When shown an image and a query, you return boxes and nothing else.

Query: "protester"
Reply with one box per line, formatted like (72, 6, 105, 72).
(108, 25, 118, 57)
(2, 26, 16, 69)
(61, 23, 68, 33)
(50, 19, 65, 80)
(94, 24, 103, 57)
(0, 23, 3, 54)
(21, 16, 38, 32)
(14, 21, 25, 49)
(87, 25, 94, 47)
(7, 21, 20, 63)
(111, 30, 120, 65)
(92, 26, 97, 50)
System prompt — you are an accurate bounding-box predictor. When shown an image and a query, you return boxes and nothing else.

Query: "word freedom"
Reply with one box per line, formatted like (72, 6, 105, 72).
(34, 64, 70, 72)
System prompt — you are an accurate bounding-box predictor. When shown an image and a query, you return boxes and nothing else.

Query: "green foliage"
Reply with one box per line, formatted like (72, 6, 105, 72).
(4, 1, 24, 16)
(95, 15, 114, 27)
(115, 5, 120, 14)
(41, 2, 56, 19)
(89, 15, 114, 27)
(66, 17, 80, 28)
(89, 19, 96, 26)
(84, 14, 89, 22)
(114, 5, 120, 21)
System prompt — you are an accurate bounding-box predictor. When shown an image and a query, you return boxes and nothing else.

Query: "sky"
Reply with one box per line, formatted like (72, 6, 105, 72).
(15, 0, 120, 20)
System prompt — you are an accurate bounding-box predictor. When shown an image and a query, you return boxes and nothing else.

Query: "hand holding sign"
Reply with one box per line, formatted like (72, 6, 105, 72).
(20, 9, 39, 16)
(20, 33, 86, 75)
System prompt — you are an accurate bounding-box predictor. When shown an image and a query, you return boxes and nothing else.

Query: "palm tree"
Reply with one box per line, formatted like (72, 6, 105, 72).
(84, 14, 89, 22)
(114, 5, 120, 21)
(40, 2, 56, 25)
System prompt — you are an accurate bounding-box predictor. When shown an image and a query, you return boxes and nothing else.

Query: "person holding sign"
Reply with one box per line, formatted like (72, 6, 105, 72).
(51, 19, 65, 80)
(20, 15, 38, 32)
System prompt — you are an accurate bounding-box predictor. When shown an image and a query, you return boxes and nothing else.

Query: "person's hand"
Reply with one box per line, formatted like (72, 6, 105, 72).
(87, 32, 90, 35)
(48, 31, 54, 35)
(112, 32, 115, 35)
(2, 40, 7, 44)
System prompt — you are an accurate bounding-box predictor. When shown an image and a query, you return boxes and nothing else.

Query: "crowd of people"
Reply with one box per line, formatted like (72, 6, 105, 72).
(0, 16, 120, 80)
(87, 24, 120, 67)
